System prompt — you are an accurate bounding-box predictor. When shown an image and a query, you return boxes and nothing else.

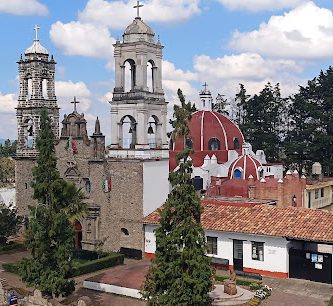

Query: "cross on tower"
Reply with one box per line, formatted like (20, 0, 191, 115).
(202, 81, 208, 91)
(71, 96, 80, 113)
(133, 0, 143, 18)
(34, 24, 40, 41)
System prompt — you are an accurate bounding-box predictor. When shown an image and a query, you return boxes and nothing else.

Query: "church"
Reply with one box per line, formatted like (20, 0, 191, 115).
(15, 12, 170, 256)
(14, 5, 332, 257)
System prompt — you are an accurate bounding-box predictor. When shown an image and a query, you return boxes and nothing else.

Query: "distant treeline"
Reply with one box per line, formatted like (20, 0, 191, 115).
(214, 66, 333, 176)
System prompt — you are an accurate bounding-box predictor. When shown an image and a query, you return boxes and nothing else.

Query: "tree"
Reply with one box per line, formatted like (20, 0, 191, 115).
(240, 82, 287, 161)
(141, 89, 212, 306)
(0, 139, 17, 157)
(19, 108, 86, 297)
(213, 93, 229, 116)
(0, 157, 15, 184)
(234, 83, 250, 126)
(0, 202, 23, 245)
(285, 67, 333, 174)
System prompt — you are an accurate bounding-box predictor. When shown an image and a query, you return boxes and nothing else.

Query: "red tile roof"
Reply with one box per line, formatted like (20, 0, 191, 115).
(144, 203, 333, 243)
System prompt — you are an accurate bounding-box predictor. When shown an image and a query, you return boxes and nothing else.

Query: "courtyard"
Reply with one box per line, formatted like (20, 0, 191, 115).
(0, 250, 332, 306)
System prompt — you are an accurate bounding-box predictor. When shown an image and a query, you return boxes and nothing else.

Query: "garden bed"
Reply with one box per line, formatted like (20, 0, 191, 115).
(3, 249, 125, 278)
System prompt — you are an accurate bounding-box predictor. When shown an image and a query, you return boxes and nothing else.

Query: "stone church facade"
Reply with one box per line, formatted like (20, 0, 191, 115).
(15, 17, 169, 255)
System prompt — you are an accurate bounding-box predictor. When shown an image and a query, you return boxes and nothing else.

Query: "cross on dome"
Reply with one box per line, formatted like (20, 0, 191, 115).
(34, 24, 40, 41)
(202, 81, 208, 91)
(71, 96, 80, 113)
(133, 0, 144, 18)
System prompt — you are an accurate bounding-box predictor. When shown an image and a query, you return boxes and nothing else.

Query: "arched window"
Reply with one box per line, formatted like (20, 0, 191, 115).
(259, 168, 264, 178)
(208, 138, 220, 150)
(121, 228, 129, 236)
(147, 60, 155, 92)
(169, 138, 174, 150)
(185, 138, 193, 149)
(74, 220, 82, 249)
(24, 118, 33, 148)
(233, 137, 240, 150)
(121, 115, 136, 149)
(27, 78, 33, 100)
(234, 169, 242, 179)
(42, 79, 48, 99)
(84, 178, 91, 193)
(124, 59, 136, 92)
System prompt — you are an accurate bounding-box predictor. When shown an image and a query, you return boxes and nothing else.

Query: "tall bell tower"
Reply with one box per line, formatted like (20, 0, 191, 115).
(15, 26, 59, 216)
(16, 25, 59, 158)
(109, 2, 168, 156)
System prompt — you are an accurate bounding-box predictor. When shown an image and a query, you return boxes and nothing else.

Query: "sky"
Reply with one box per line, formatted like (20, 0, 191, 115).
(1, 0, 333, 141)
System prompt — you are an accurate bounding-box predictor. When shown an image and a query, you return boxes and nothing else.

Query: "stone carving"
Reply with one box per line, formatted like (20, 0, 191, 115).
(20, 289, 53, 306)
(224, 269, 237, 296)
(77, 296, 92, 306)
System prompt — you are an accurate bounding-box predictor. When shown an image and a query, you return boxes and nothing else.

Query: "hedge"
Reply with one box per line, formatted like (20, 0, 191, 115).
(3, 252, 125, 278)
(71, 253, 124, 277)
(0, 243, 25, 254)
(215, 275, 262, 288)
(72, 249, 108, 261)
(2, 262, 19, 274)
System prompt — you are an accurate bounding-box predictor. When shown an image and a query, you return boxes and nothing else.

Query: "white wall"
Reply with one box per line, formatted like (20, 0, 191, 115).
(0, 187, 16, 207)
(145, 225, 289, 274)
(143, 159, 169, 216)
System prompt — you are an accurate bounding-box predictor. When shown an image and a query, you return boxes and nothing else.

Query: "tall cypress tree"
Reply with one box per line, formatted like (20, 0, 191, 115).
(141, 90, 212, 306)
(19, 108, 86, 297)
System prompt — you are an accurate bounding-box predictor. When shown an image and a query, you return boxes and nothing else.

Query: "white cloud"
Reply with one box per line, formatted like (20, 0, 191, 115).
(0, 93, 17, 139)
(194, 53, 302, 81)
(0, 93, 17, 113)
(79, 0, 200, 29)
(0, 0, 48, 16)
(218, 0, 306, 12)
(230, 2, 333, 59)
(55, 80, 92, 114)
(193, 53, 304, 97)
(50, 21, 115, 60)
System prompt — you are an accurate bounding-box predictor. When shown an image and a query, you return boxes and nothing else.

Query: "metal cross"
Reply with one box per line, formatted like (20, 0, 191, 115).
(202, 81, 208, 91)
(71, 96, 80, 113)
(34, 24, 40, 41)
(133, 0, 143, 18)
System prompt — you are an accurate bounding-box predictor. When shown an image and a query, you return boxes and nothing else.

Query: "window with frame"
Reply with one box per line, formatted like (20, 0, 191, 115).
(321, 188, 324, 198)
(315, 189, 319, 199)
(252, 242, 264, 261)
(207, 236, 217, 255)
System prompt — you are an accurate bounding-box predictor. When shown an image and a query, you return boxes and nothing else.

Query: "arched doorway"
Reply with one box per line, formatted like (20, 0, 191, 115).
(74, 220, 82, 249)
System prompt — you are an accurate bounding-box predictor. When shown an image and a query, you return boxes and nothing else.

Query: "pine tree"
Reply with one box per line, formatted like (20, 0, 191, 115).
(19, 108, 86, 297)
(285, 67, 333, 174)
(240, 82, 286, 161)
(141, 89, 212, 306)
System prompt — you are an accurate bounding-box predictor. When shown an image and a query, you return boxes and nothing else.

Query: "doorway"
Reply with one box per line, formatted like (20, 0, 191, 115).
(74, 220, 82, 249)
(233, 240, 243, 271)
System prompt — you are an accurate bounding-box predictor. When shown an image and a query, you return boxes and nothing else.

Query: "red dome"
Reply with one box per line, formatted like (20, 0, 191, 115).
(229, 155, 262, 180)
(170, 111, 244, 170)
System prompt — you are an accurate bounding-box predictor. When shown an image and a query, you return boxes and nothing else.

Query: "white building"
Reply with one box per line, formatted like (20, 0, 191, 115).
(144, 203, 333, 285)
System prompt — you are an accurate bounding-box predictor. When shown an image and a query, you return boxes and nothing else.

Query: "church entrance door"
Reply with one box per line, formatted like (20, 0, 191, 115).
(74, 220, 82, 249)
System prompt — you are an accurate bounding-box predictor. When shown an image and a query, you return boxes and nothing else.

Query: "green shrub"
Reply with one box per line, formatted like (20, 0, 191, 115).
(72, 249, 108, 261)
(250, 282, 263, 291)
(3, 262, 19, 274)
(0, 243, 25, 254)
(215, 275, 262, 288)
(71, 253, 124, 277)
(328, 295, 333, 306)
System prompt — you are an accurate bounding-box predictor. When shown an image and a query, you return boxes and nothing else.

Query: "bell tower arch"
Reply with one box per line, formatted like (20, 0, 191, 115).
(110, 8, 168, 153)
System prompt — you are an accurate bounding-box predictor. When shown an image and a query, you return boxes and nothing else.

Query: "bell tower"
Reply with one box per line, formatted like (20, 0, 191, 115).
(16, 25, 59, 158)
(15, 26, 59, 216)
(109, 2, 168, 155)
